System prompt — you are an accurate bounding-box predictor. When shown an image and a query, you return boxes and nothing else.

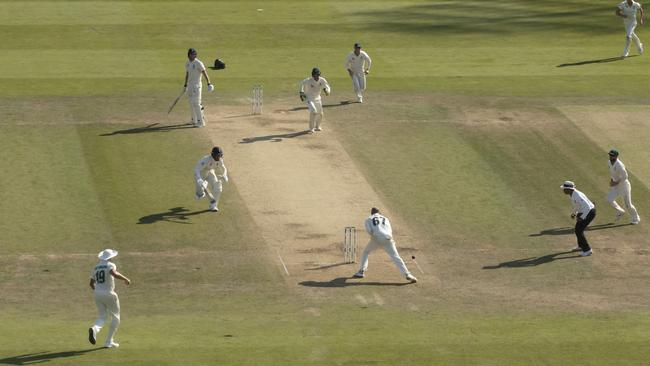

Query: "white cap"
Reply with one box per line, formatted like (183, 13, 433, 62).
(98, 249, 118, 261)
(560, 181, 575, 190)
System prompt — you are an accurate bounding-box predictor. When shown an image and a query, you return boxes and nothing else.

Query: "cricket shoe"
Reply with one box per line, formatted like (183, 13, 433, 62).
(631, 219, 641, 225)
(315, 126, 323, 131)
(357, 96, 363, 103)
(622, 52, 630, 58)
(352, 270, 365, 278)
(406, 274, 418, 283)
(571, 246, 581, 252)
(104, 342, 119, 349)
(615, 211, 625, 222)
(209, 200, 219, 212)
(308, 129, 315, 134)
(580, 249, 593, 257)
(88, 327, 96, 345)
(639, 44, 644, 55)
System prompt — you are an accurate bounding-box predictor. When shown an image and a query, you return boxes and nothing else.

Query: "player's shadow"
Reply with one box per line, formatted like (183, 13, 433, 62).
(306, 263, 349, 271)
(137, 207, 212, 224)
(279, 101, 352, 112)
(556, 55, 636, 67)
(240, 130, 311, 144)
(529, 223, 630, 237)
(482, 250, 581, 269)
(0, 348, 102, 365)
(300, 277, 411, 287)
(100, 122, 196, 136)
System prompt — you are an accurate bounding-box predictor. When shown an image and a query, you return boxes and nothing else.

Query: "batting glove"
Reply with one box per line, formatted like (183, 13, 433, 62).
(207, 83, 214, 92)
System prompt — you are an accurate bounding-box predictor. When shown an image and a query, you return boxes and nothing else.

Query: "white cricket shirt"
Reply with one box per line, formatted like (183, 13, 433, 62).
(365, 213, 393, 240)
(300, 77, 331, 100)
(185, 59, 206, 86)
(344, 50, 372, 73)
(619, 1, 642, 22)
(608, 159, 629, 182)
(194, 155, 227, 181)
(570, 189, 595, 218)
(91, 261, 116, 292)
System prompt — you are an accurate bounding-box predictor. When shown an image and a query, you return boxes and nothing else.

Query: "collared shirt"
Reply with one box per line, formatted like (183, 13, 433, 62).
(300, 77, 331, 100)
(608, 158, 629, 182)
(194, 155, 227, 181)
(90, 261, 116, 292)
(570, 189, 595, 218)
(344, 50, 372, 73)
(364, 213, 393, 240)
(185, 59, 206, 86)
(619, 1, 642, 22)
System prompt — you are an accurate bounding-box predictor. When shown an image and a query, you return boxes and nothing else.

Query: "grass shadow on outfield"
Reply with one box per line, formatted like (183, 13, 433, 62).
(557, 56, 634, 67)
(300, 277, 411, 287)
(0, 348, 102, 365)
(482, 250, 581, 269)
(100, 122, 196, 136)
(138, 207, 212, 224)
(529, 223, 631, 236)
(240, 130, 311, 144)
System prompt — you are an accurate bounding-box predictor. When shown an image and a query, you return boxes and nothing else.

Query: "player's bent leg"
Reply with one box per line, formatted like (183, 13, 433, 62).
(383, 239, 410, 275)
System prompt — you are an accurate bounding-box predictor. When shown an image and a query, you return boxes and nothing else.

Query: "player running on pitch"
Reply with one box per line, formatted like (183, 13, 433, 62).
(88, 249, 131, 349)
(183, 48, 214, 127)
(607, 149, 641, 224)
(353, 208, 418, 283)
(194, 146, 228, 212)
(344, 42, 372, 103)
(299, 67, 331, 133)
(616, 0, 644, 57)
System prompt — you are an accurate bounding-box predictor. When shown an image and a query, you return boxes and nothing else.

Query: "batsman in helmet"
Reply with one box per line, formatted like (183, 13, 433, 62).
(193, 146, 228, 212)
(299, 67, 331, 133)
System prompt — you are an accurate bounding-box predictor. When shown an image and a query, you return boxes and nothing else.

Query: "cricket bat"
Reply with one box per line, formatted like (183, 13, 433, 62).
(167, 89, 186, 115)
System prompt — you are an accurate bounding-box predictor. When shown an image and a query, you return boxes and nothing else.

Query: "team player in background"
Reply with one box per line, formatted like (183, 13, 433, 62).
(353, 207, 418, 283)
(184, 48, 214, 127)
(607, 149, 640, 224)
(616, 0, 644, 57)
(88, 249, 131, 349)
(299, 68, 331, 133)
(194, 146, 228, 212)
(344, 43, 372, 103)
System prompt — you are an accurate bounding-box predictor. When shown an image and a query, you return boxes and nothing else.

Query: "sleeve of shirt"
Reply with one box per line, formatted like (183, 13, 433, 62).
(108, 262, 117, 272)
(364, 218, 373, 235)
(384, 218, 392, 238)
(344, 53, 352, 69)
(194, 158, 205, 181)
(619, 163, 629, 181)
(322, 78, 331, 94)
(219, 160, 228, 178)
(300, 79, 306, 93)
(197, 60, 206, 72)
(90, 267, 95, 279)
(364, 52, 372, 70)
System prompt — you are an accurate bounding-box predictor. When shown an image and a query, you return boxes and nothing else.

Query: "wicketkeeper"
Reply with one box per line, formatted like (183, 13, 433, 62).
(194, 147, 228, 212)
(299, 67, 331, 133)
(184, 48, 214, 127)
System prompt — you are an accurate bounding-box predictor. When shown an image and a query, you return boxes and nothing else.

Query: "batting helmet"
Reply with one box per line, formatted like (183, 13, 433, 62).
(211, 146, 223, 158)
(311, 67, 321, 77)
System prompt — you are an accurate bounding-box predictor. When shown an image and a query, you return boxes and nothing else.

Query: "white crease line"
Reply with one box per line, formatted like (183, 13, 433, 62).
(277, 251, 290, 276)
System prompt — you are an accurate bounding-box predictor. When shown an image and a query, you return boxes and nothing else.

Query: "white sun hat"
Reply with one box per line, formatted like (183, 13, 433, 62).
(98, 249, 118, 261)
(560, 181, 575, 189)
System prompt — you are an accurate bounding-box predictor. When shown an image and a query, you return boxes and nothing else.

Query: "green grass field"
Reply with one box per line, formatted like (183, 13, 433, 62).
(2, 1, 650, 365)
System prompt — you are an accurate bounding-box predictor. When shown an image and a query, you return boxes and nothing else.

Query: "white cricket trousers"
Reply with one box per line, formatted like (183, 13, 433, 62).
(624, 21, 643, 55)
(188, 84, 205, 126)
(608, 179, 640, 221)
(195, 171, 223, 206)
(350, 71, 366, 99)
(92, 291, 120, 346)
(306, 97, 323, 131)
(358, 236, 411, 275)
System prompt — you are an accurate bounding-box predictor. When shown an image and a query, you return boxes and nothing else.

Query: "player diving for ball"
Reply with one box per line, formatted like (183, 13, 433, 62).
(299, 67, 331, 134)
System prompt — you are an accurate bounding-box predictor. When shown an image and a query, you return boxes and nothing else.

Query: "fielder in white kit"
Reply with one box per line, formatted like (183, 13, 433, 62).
(353, 208, 418, 283)
(194, 146, 228, 212)
(299, 67, 331, 133)
(88, 249, 131, 349)
(616, 0, 644, 57)
(183, 48, 214, 127)
(607, 149, 640, 224)
(344, 43, 372, 103)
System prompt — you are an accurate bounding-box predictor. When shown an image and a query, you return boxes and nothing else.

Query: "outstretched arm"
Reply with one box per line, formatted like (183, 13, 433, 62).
(110, 269, 131, 285)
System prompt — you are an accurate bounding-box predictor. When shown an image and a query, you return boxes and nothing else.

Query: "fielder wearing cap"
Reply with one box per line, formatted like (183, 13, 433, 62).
(344, 42, 372, 103)
(88, 249, 131, 348)
(352, 207, 418, 283)
(616, 0, 644, 58)
(299, 67, 331, 133)
(607, 149, 640, 224)
(561, 181, 596, 256)
(183, 48, 214, 127)
(194, 146, 228, 212)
